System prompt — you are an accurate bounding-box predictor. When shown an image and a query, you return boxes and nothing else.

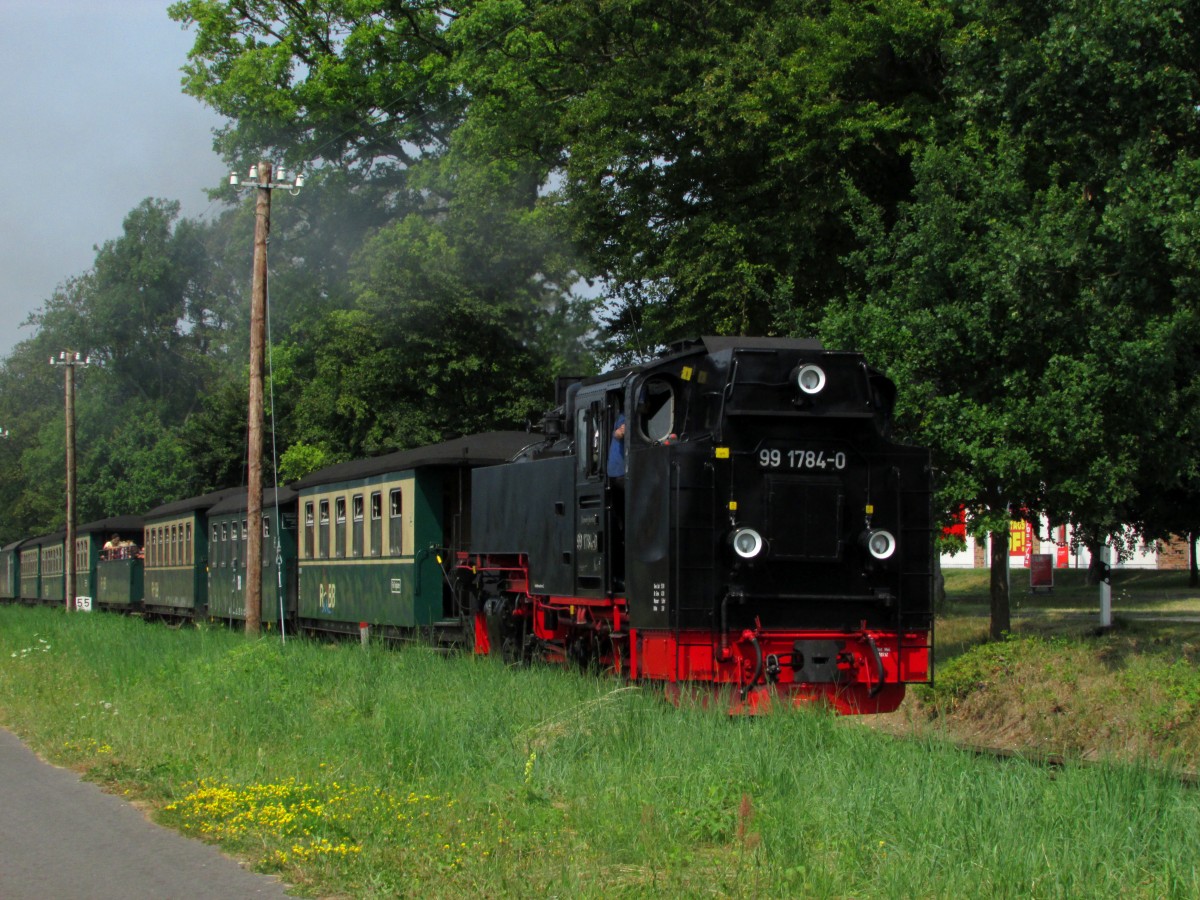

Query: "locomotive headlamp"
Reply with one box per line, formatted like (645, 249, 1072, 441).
(795, 364, 826, 396)
(731, 527, 765, 559)
(864, 529, 897, 561)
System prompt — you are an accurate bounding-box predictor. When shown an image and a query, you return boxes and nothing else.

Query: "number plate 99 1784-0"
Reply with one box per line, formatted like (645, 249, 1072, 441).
(758, 447, 848, 471)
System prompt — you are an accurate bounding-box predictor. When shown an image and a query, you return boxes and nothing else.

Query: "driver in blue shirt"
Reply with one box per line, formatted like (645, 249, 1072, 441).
(608, 415, 627, 480)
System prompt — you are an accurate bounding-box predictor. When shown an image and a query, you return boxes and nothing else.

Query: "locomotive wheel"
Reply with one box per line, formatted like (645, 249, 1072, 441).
(566, 632, 594, 670)
(485, 592, 531, 666)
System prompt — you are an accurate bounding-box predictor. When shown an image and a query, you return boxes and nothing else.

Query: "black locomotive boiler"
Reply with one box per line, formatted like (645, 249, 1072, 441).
(462, 336, 934, 713)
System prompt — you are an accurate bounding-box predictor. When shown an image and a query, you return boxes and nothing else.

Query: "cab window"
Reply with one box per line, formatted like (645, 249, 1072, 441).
(637, 377, 676, 443)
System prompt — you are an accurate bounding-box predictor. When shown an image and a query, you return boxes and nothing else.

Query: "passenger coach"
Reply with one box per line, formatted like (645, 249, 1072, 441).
(143, 488, 240, 618)
(207, 487, 298, 627)
(1, 539, 24, 601)
(290, 433, 533, 639)
(78, 516, 143, 612)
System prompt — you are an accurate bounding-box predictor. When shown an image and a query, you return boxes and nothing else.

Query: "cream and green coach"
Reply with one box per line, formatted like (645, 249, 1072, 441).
(142, 488, 241, 618)
(290, 432, 532, 639)
(206, 486, 298, 627)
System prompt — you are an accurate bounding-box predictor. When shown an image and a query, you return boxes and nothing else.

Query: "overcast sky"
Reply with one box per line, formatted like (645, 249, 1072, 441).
(0, 1, 228, 358)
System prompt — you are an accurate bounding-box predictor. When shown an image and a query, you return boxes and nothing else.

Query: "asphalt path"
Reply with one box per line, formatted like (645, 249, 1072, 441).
(0, 727, 294, 899)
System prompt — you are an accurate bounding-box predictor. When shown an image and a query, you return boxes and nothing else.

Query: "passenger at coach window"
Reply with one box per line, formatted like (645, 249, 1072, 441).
(608, 415, 627, 481)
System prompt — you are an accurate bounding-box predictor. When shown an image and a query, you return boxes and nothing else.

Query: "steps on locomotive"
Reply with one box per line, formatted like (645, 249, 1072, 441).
(430, 617, 469, 646)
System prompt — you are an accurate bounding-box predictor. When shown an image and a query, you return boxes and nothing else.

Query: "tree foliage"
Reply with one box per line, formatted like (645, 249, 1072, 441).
(444, 0, 950, 351)
(823, 0, 1200, 634)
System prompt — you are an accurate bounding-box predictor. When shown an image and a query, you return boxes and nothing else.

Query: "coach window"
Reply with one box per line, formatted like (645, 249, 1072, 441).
(335, 497, 347, 558)
(370, 492, 382, 557)
(186, 523, 193, 565)
(319, 500, 330, 559)
(352, 494, 364, 558)
(389, 488, 403, 556)
(637, 377, 676, 443)
(304, 502, 315, 559)
(262, 515, 272, 572)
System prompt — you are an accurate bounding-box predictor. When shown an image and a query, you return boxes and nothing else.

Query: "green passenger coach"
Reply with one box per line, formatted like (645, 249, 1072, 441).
(38, 532, 66, 605)
(85, 516, 145, 613)
(142, 488, 241, 618)
(1, 539, 24, 601)
(21, 532, 62, 605)
(290, 432, 532, 639)
(207, 487, 298, 627)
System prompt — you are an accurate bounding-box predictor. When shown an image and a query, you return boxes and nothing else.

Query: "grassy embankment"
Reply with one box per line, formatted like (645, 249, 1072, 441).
(893, 568, 1200, 773)
(2, 600, 1200, 897)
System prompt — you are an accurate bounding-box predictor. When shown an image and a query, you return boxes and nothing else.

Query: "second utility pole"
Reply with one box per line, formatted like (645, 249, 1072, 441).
(245, 162, 271, 635)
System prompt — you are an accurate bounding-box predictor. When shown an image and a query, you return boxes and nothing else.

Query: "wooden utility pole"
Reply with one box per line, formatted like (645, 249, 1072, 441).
(232, 160, 302, 635)
(50, 351, 89, 612)
(245, 162, 271, 635)
(65, 361, 77, 613)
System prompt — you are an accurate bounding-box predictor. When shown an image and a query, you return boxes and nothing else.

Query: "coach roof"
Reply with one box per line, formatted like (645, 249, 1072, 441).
(78, 515, 145, 535)
(144, 487, 244, 521)
(208, 486, 298, 516)
(290, 431, 535, 491)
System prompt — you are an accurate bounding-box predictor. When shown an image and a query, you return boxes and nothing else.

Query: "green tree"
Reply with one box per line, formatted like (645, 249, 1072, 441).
(447, 0, 950, 351)
(824, 0, 1200, 637)
(79, 401, 193, 516)
(84, 199, 220, 417)
(172, 0, 597, 448)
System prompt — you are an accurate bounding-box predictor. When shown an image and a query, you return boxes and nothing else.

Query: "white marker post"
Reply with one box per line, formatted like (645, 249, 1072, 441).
(1099, 543, 1112, 629)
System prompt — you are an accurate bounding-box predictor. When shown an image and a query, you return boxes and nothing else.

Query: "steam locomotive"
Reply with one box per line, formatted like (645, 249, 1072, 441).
(465, 336, 933, 713)
(2, 337, 932, 714)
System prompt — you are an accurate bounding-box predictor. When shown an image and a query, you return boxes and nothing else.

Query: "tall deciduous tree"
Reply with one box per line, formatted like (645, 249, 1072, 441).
(171, 0, 597, 444)
(824, 0, 1200, 638)
(85, 199, 218, 417)
(447, 0, 950, 352)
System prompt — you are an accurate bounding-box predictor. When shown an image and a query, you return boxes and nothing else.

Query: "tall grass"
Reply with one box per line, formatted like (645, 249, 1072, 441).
(1, 606, 1198, 898)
